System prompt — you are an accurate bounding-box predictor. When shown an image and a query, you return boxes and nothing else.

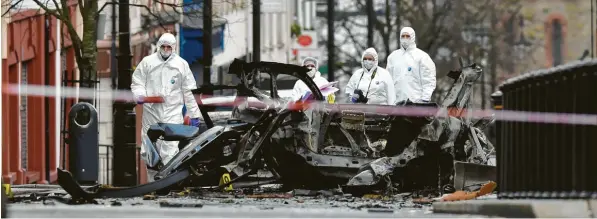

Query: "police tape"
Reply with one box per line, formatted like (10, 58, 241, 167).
(3, 83, 597, 126)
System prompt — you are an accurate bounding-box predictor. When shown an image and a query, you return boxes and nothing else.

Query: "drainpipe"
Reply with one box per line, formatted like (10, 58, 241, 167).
(45, 15, 50, 181)
(54, 17, 61, 172)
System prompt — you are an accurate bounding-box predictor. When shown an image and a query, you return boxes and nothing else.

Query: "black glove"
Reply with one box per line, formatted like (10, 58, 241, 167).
(353, 89, 368, 103)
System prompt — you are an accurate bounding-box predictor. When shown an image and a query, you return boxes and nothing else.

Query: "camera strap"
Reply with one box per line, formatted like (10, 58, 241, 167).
(357, 68, 377, 98)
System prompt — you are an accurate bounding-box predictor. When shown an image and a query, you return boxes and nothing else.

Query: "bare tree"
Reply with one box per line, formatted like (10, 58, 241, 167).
(317, 0, 541, 106)
(2, 0, 243, 92)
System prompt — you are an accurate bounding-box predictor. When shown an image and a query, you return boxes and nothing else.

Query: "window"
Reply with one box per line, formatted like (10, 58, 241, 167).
(271, 13, 277, 48)
(551, 19, 563, 66)
(276, 11, 284, 47)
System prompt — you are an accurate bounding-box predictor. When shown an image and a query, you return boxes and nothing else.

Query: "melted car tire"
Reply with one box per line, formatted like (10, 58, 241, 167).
(57, 168, 190, 202)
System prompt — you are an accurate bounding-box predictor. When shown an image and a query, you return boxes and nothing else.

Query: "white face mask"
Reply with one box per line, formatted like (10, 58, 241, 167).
(400, 34, 414, 50)
(159, 49, 172, 60)
(401, 41, 409, 49)
(307, 68, 316, 78)
(363, 60, 375, 70)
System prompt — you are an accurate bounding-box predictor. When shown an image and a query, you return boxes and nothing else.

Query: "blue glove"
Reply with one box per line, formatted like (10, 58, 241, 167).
(300, 91, 312, 101)
(190, 118, 201, 127)
(350, 93, 360, 103)
(136, 96, 146, 104)
(182, 105, 187, 116)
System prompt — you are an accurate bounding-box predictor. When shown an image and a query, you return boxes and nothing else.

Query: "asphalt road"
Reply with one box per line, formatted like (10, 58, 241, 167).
(6, 204, 487, 218)
(5, 195, 489, 218)
(3, 185, 494, 218)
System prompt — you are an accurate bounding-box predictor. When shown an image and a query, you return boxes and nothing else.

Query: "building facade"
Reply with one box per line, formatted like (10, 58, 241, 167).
(1, 0, 78, 184)
(511, 0, 595, 79)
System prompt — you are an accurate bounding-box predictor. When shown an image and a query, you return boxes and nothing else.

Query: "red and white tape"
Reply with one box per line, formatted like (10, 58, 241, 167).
(3, 83, 597, 126)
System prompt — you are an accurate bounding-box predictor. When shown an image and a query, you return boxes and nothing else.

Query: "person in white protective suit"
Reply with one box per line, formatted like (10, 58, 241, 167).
(345, 48, 396, 105)
(291, 57, 331, 101)
(386, 27, 437, 104)
(131, 33, 202, 182)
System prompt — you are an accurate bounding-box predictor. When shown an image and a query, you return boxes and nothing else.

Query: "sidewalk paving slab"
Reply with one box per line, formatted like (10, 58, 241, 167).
(433, 199, 595, 218)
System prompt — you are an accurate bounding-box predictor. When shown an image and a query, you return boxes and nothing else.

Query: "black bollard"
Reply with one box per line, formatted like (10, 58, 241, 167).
(68, 102, 99, 185)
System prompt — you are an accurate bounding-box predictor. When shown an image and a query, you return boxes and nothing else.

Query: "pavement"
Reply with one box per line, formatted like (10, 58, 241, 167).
(433, 199, 597, 218)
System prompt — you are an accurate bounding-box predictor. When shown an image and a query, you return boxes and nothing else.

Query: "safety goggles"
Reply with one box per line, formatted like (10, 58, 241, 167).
(305, 64, 316, 68)
(362, 57, 375, 61)
(401, 34, 411, 39)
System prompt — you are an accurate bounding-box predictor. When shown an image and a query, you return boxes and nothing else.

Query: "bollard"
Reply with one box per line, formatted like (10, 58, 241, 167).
(68, 102, 99, 185)
(490, 91, 502, 149)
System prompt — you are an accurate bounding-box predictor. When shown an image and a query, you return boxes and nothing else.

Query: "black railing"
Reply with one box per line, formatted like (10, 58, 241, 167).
(496, 60, 597, 199)
(98, 144, 141, 185)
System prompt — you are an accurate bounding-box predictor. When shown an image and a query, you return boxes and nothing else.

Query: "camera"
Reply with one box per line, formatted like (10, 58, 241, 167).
(352, 89, 369, 103)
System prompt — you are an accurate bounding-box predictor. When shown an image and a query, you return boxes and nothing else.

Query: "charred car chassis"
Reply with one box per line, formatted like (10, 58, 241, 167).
(57, 58, 495, 202)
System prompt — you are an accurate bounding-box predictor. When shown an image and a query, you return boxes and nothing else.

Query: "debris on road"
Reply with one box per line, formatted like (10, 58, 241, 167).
(440, 181, 497, 202)
(143, 194, 156, 200)
(159, 201, 204, 208)
(246, 193, 293, 199)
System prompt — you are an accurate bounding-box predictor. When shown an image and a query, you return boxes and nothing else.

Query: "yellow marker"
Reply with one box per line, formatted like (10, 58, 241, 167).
(219, 173, 233, 191)
(327, 94, 335, 104)
(362, 194, 381, 199)
(2, 184, 13, 198)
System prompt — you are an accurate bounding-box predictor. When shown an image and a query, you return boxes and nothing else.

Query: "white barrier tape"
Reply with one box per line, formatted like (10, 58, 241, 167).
(3, 83, 597, 126)
(3, 83, 137, 102)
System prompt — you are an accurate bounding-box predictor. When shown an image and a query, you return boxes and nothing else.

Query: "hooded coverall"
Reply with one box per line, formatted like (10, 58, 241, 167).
(345, 48, 396, 105)
(386, 27, 437, 104)
(131, 33, 202, 181)
(291, 57, 331, 101)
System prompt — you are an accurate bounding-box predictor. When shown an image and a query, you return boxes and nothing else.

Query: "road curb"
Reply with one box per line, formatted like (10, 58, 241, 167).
(432, 199, 596, 218)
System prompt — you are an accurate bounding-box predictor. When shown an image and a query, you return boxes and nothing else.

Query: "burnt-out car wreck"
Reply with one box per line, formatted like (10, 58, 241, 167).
(57, 58, 496, 202)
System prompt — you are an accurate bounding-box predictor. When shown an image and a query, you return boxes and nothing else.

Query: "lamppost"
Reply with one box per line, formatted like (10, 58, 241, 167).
(513, 15, 532, 61)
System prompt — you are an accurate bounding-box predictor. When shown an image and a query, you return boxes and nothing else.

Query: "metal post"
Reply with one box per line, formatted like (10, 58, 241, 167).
(395, 0, 400, 47)
(252, 0, 261, 62)
(366, 0, 373, 48)
(489, 10, 498, 94)
(44, 15, 51, 181)
(112, 0, 137, 186)
(111, 0, 117, 89)
(481, 64, 486, 109)
(327, 0, 335, 81)
(591, 0, 595, 58)
(203, 0, 213, 87)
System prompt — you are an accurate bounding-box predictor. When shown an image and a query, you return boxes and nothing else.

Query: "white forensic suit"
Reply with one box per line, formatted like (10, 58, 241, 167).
(386, 27, 437, 104)
(345, 48, 396, 105)
(291, 57, 330, 101)
(131, 33, 202, 182)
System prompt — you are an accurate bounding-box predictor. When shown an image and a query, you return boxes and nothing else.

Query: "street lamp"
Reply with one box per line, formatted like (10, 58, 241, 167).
(513, 15, 532, 60)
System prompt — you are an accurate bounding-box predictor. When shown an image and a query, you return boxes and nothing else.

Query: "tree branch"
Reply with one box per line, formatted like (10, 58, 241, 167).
(2, 0, 23, 17)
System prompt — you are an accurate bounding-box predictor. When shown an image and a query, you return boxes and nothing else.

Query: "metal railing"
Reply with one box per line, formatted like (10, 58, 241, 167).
(98, 144, 113, 185)
(496, 60, 597, 199)
(98, 144, 141, 185)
